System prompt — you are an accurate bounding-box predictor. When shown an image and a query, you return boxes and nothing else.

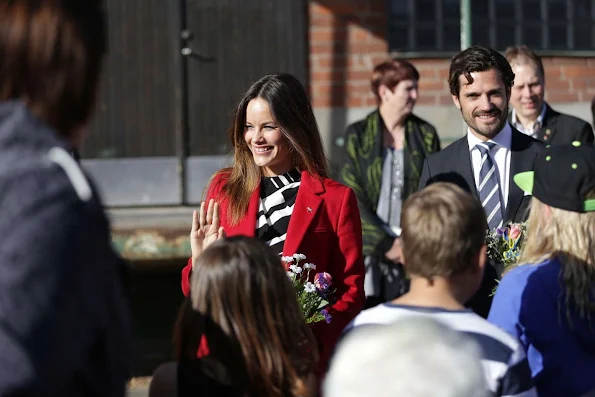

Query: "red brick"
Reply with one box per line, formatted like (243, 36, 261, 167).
(417, 96, 438, 106)
(438, 94, 454, 105)
(544, 66, 562, 79)
(547, 57, 588, 66)
(347, 82, 373, 94)
(311, 96, 333, 107)
(569, 78, 595, 91)
(347, 97, 364, 107)
(310, 15, 337, 28)
(545, 91, 580, 102)
(309, 3, 334, 17)
(419, 80, 448, 91)
(417, 68, 438, 81)
(544, 79, 570, 90)
(311, 70, 345, 83)
(437, 68, 451, 80)
(309, 27, 348, 42)
(561, 66, 595, 78)
(345, 69, 372, 81)
(346, 41, 388, 53)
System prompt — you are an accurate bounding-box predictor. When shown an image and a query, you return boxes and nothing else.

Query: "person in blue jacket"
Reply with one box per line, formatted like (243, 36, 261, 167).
(488, 142, 595, 397)
(0, 1, 130, 396)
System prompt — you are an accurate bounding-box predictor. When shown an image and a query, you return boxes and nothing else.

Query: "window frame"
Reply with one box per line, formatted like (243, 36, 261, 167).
(387, 0, 595, 57)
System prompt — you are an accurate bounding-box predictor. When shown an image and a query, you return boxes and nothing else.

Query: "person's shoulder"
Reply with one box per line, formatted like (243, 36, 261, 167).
(321, 176, 351, 192)
(344, 111, 378, 137)
(511, 127, 545, 150)
(0, 151, 85, 208)
(349, 304, 401, 328)
(206, 169, 232, 193)
(457, 311, 525, 353)
(212, 169, 232, 183)
(316, 176, 359, 208)
(502, 260, 553, 282)
(547, 106, 591, 128)
(426, 136, 467, 160)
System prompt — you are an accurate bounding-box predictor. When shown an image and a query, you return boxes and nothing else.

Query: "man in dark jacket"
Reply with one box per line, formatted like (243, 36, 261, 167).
(505, 46, 594, 145)
(0, 1, 130, 396)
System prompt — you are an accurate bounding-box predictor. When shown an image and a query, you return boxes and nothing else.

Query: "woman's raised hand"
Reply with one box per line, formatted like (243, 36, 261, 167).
(190, 199, 225, 268)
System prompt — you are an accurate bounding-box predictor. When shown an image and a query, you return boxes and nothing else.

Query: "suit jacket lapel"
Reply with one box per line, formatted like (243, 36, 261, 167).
(453, 138, 479, 200)
(504, 130, 537, 222)
(539, 105, 557, 143)
(282, 172, 324, 256)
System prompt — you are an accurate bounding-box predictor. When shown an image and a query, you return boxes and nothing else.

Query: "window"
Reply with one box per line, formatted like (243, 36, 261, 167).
(388, 0, 595, 53)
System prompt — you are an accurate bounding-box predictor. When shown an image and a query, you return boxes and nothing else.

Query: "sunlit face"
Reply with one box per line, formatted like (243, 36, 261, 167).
(244, 98, 293, 177)
(509, 63, 545, 121)
(379, 79, 418, 115)
(452, 68, 510, 141)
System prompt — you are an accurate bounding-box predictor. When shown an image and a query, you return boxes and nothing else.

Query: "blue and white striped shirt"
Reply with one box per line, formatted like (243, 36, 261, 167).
(345, 303, 537, 397)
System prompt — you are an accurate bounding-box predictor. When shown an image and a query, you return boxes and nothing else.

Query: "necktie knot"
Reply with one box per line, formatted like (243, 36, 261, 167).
(476, 142, 497, 155)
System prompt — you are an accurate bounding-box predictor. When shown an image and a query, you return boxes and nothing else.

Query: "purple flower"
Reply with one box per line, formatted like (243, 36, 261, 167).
(314, 272, 332, 292)
(496, 227, 506, 236)
(321, 309, 332, 324)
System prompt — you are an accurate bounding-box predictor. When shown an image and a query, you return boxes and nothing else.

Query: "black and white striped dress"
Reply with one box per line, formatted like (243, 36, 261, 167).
(255, 169, 301, 255)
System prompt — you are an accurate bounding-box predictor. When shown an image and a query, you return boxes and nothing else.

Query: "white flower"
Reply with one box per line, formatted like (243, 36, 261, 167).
(293, 253, 307, 261)
(281, 256, 295, 263)
(286, 271, 295, 279)
(289, 265, 303, 274)
(304, 282, 316, 293)
(303, 263, 316, 270)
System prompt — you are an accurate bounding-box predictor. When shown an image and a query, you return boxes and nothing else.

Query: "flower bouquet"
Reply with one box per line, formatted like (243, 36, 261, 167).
(486, 222, 528, 270)
(282, 253, 334, 324)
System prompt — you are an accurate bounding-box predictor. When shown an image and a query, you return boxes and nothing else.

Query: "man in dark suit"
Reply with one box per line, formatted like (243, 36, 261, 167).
(505, 46, 594, 145)
(418, 45, 544, 318)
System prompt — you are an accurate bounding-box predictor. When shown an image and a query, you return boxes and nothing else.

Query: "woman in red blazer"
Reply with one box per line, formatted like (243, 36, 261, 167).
(181, 73, 365, 378)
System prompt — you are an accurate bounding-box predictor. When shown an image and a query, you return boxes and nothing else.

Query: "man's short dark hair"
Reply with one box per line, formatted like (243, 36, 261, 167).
(448, 45, 515, 96)
(0, 0, 107, 138)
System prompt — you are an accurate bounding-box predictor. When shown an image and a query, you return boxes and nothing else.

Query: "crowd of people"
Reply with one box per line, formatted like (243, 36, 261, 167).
(0, 1, 594, 397)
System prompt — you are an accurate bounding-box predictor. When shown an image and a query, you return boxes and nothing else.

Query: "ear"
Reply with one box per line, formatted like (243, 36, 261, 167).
(452, 94, 461, 109)
(378, 85, 391, 101)
(478, 244, 487, 273)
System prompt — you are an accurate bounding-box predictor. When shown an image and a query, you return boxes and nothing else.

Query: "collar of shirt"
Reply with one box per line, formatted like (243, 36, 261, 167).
(466, 122, 513, 153)
(466, 122, 512, 208)
(511, 103, 547, 136)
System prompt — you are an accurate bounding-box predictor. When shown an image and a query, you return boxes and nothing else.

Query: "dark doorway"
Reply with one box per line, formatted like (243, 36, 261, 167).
(82, 0, 307, 207)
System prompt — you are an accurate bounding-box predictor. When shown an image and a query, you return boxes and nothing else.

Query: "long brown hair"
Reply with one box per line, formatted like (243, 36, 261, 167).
(175, 236, 318, 397)
(216, 73, 329, 225)
(518, 191, 595, 324)
(0, 0, 107, 138)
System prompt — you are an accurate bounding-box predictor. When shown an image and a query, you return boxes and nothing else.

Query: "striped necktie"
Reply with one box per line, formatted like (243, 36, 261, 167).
(475, 142, 503, 229)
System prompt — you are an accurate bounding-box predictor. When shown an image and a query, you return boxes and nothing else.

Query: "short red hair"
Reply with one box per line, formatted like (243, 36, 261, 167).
(371, 59, 420, 103)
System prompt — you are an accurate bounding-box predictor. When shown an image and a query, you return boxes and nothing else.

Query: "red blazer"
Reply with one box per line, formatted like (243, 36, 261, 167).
(181, 170, 365, 374)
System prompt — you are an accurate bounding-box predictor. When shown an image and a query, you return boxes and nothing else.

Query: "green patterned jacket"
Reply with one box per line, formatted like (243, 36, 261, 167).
(339, 110, 441, 257)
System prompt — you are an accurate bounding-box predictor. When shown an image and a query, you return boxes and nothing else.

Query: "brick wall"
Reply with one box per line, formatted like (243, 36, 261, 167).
(309, 0, 387, 108)
(308, 0, 595, 109)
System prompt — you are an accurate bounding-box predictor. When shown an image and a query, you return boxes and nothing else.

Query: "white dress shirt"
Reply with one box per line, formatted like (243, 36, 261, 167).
(466, 123, 512, 208)
(511, 104, 547, 138)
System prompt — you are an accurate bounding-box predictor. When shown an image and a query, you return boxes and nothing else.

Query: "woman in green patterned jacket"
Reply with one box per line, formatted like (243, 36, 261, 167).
(339, 59, 441, 308)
